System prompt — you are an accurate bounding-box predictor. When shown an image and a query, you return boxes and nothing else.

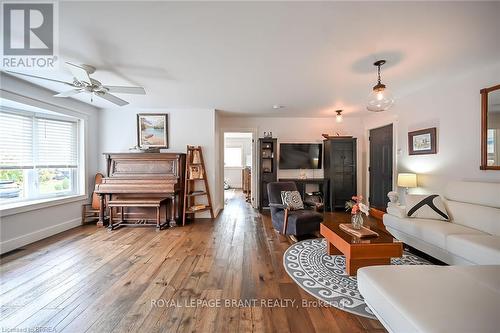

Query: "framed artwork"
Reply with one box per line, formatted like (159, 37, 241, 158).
(408, 127, 437, 155)
(188, 165, 204, 179)
(137, 114, 168, 149)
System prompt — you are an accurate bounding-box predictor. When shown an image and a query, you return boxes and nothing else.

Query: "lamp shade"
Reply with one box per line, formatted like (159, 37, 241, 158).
(397, 173, 417, 188)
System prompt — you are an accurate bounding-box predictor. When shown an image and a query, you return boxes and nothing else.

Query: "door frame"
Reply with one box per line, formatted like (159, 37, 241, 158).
(220, 128, 258, 208)
(365, 120, 398, 209)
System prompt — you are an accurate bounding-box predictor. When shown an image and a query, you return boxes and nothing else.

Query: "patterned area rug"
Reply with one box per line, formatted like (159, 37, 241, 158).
(283, 238, 431, 319)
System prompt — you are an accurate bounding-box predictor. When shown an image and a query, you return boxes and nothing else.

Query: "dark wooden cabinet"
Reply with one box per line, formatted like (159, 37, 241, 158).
(323, 138, 357, 210)
(258, 138, 277, 210)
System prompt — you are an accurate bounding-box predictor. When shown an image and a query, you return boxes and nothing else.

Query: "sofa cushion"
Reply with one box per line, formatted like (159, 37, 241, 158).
(405, 194, 450, 221)
(446, 234, 500, 265)
(383, 214, 484, 249)
(281, 190, 304, 210)
(358, 265, 500, 333)
(445, 200, 500, 236)
(445, 181, 500, 209)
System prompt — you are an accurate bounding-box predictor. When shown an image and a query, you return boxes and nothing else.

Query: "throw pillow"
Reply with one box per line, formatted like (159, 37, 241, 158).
(281, 190, 304, 210)
(405, 194, 450, 221)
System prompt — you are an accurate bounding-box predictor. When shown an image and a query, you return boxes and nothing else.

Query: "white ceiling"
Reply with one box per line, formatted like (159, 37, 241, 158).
(6, 1, 500, 117)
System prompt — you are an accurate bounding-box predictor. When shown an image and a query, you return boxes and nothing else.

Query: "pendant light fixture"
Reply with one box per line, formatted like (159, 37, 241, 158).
(335, 109, 343, 123)
(367, 60, 394, 112)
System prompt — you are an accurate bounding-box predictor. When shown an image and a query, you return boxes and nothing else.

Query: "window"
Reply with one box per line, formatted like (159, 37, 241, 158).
(0, 108, 81, 205)
(487, 129, 498, 166)
(224, 147, 243, 167)
(487, 129, 495, 154)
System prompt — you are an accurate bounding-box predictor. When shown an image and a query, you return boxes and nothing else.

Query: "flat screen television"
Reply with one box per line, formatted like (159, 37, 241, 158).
(279, 143, 322, 169)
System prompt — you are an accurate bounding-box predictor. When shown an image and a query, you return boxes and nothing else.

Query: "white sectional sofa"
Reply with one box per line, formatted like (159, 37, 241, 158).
(358, 265, 500, 333)
(358, 181, 500, 333)
(383, 181, 500, 265)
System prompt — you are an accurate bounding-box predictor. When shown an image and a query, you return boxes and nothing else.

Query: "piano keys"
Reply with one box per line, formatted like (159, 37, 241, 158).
(94, 152, 186, 228)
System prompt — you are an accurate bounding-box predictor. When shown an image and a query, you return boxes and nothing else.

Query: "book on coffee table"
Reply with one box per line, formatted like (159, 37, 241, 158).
(339, 223, 379, 238)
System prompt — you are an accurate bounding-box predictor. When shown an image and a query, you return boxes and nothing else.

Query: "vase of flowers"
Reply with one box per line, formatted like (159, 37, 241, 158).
(345, 195, 369, 230)
(351, 213, 364, 230)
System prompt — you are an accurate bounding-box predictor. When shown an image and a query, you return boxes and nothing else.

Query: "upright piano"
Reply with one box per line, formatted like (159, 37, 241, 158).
(94, 152, 186, 227)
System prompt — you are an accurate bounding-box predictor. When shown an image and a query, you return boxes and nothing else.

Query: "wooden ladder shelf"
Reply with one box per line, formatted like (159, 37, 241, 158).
(182, 145, 214, 225)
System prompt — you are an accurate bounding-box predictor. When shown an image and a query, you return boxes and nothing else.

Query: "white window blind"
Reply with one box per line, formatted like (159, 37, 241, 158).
(1, 105, 82, 204)
(0, 111, 78, 169)
(0, 111, 34, 169)
(35, 118, 78, 168)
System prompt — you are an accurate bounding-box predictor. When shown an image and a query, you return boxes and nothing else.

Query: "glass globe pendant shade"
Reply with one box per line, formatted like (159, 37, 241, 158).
(367, 59, 394, 112)
(367, 85, 394, 112)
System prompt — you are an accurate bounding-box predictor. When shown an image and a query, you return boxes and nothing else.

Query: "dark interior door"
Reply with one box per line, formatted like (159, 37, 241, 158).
(369, 124, 393, 210)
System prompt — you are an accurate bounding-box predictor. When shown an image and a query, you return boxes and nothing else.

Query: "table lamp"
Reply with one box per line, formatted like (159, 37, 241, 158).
(397, 173, 417, 194)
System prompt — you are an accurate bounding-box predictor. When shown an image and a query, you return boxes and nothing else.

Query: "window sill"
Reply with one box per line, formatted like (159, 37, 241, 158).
(0, 194, 87, 217)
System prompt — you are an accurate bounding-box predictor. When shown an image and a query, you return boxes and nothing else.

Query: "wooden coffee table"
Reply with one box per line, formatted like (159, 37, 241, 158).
(320, 214, 403, 276)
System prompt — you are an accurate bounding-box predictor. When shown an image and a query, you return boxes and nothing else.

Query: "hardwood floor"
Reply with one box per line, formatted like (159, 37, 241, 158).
(0, 192, 386, 333)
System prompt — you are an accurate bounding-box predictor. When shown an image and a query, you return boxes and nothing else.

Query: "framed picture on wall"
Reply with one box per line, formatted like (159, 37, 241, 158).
(408, 127, 437, 155)
(137, 113, 168, 149)
(188, 165, 204, 179)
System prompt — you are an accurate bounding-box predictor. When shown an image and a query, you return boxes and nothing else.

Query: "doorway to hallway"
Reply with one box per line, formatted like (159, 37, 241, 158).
(223, 132, 253, 205)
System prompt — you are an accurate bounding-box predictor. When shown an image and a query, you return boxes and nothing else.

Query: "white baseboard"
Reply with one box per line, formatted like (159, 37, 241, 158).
(0, 217, 81, 254)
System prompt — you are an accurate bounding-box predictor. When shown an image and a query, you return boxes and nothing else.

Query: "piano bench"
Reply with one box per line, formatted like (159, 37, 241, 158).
(107, 197, 173, 230)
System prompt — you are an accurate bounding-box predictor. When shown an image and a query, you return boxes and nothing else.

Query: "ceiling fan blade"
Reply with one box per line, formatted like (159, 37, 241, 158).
(65, 62, 91, 84)
(103, 85, 146, 95)
(96, 92, 129, 106)
(5, 70, 73, 86)
(54, 89, 83, 97)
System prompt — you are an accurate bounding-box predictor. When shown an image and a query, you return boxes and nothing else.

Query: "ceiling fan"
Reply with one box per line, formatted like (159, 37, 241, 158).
(6, 62, 146, 106)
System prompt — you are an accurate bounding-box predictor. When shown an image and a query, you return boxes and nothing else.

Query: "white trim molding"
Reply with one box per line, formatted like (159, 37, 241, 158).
(0, 194, 87, 217)
(0, 217, 82, 254)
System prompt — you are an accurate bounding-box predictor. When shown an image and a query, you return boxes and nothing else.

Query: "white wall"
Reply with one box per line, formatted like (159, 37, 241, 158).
(98, 108, 221, 216)
(363, 61, 500, 201)
(212, 110, 224, 213)
(219, 116, 366, 206)
(214, 111, 222, 211)
(224, 169, 242, 188)
(0, 74, 100, 254)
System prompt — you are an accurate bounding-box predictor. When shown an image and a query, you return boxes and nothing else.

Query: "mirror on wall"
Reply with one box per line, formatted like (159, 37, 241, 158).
(481, 84, 500, 170)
